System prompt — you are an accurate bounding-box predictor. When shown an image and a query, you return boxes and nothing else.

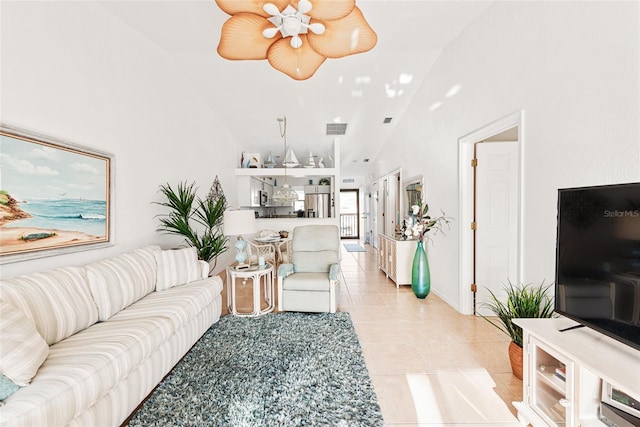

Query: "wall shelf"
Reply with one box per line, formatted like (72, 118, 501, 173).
(235, 168, 338, 177)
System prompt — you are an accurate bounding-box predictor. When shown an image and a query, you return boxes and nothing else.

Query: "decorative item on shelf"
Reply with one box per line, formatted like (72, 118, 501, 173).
(480, 281, 555, 379)
(327, 152, 334, 168)
(318, 177, 331, 186)
(265, 151, 276, 168)
(403, 200, 452, 299)
(272, 116, 299, 204)
(304, 151, 316, 168)
(283, 147, 299, 168)
(240, 151, 245, 168)
(317, 157, 325, 168)
(215, 0, 377, 80)
(223, 209, 257, 268)
(244, 153, 261, 168)
(155, 177, 229, 272)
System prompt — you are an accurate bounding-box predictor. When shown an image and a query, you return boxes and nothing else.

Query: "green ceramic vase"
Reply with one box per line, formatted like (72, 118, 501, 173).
(411, 241, 430, 299)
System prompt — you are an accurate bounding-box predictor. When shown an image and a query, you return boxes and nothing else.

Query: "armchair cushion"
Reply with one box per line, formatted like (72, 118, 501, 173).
(291, 225, 340, 273)
(278, 263, 294, 277)
(281, 272, 332, 292)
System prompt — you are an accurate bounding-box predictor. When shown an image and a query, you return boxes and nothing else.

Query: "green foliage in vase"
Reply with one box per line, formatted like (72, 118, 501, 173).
(480, 281, 555, 347)
(155, 178, 228, 269)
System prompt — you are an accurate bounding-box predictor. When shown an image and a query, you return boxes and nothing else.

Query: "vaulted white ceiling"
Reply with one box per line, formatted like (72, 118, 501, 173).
(99, 0, 492, 175)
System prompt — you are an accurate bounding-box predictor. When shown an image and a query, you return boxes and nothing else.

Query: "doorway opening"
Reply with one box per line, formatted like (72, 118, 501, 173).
(340, 189, 360, 239)
(459, 111, 524, 315)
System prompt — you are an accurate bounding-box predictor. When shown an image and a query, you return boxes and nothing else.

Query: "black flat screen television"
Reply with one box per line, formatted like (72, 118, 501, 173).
(555, 182, 640, 351)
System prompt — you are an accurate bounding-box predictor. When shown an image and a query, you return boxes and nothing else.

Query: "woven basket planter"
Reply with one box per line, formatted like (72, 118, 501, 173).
(508, 341, 524, 380)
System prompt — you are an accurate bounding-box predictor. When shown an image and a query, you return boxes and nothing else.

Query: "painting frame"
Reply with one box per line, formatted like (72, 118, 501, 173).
(0, 125, 115, 264)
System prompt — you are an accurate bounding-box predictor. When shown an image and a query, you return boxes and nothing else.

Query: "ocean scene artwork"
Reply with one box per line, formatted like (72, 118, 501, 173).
(0, 128, 111, 257)
(11, 199, 107, 237)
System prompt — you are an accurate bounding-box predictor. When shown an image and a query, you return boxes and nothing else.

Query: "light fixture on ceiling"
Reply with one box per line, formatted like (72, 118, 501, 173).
(215, 0, 377, 80)
(272, 116, 299, 205)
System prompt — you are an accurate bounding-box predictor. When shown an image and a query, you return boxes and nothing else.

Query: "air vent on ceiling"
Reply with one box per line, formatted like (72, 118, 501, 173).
(383, 117, 392, 124)
(326, 123, 347, 135)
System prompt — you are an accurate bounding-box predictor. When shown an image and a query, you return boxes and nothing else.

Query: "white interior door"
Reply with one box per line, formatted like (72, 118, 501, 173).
(387, 172, 398, 234)
(371, 182, 378, 248)
(380, 177, 388, 236)
(476, 141, 519, 315)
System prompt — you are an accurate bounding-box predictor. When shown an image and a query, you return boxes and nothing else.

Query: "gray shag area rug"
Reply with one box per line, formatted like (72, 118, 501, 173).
(127, 312, 384, 427)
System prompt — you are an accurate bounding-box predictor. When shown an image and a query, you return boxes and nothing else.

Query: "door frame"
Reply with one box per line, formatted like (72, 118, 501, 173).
(339, 189, 360, 239)
(371, 181, 379, 248)
(458, 111, 525, 315)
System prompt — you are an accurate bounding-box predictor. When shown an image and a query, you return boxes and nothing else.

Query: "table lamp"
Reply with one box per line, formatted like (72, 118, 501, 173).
(223, 209, 257, 268)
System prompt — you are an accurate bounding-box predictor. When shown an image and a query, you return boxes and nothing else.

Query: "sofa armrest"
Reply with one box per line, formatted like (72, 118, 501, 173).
(198, 260, 210, 279)
(278, 263, 294, 277)
(329, 263, 341, 281)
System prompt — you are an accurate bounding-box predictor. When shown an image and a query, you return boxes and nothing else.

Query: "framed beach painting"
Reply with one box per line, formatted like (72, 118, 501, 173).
(0, 126, 114, 263)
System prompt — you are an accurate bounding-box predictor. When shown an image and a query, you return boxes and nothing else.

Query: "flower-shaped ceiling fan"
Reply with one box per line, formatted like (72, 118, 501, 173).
(215, 0, 377, 80)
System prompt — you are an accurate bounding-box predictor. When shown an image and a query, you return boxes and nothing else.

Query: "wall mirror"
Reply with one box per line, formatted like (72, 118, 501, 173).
(403, 175, 423, 216)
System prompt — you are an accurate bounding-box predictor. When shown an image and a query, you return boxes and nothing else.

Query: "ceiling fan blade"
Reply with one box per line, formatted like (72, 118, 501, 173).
(263, 3, 281, 16)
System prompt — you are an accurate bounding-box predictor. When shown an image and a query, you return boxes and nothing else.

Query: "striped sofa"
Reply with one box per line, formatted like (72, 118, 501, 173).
(0, 245, 223, 427)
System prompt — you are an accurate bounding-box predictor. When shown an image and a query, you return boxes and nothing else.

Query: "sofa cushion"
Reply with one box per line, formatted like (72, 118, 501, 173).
(154, 247, 201, 291)
(112, 277, 223, 330)
(0, 266, 98, 346)
(0, 300, 49, 388)
(86, 246, 159, 321)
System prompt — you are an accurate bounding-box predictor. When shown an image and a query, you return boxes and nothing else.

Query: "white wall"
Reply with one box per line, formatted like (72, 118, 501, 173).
(371, 1, 640, 310)
(0, 1, 237, 278)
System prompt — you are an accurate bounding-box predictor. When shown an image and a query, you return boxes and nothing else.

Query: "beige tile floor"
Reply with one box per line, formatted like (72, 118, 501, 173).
(221, 241, 523, 426)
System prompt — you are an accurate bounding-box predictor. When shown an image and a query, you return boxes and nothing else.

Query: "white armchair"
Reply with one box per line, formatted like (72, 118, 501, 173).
(277, 225, 341, 313)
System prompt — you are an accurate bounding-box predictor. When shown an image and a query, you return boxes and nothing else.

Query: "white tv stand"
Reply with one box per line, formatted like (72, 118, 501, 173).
(513, 317, 640, 427)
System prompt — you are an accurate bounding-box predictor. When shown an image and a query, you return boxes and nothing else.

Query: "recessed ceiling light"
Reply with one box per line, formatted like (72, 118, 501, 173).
(363, 159, 370, 162)
(399, 73, 413, 84)
(445, 84, 461, 98)
(429, 101, 442, 112)
(383, 117, 392, 124)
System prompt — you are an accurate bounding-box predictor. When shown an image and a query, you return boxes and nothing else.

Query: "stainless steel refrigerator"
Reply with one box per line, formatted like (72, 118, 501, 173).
(304, 193, 331, 218)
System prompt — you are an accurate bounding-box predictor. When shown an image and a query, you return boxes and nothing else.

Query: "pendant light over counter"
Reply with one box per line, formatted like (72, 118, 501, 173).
(271, 116, 299, 204)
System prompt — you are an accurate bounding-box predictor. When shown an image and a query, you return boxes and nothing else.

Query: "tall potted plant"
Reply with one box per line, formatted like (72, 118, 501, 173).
(155, 177, 228, 273)
(480, 281, 555, 379)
